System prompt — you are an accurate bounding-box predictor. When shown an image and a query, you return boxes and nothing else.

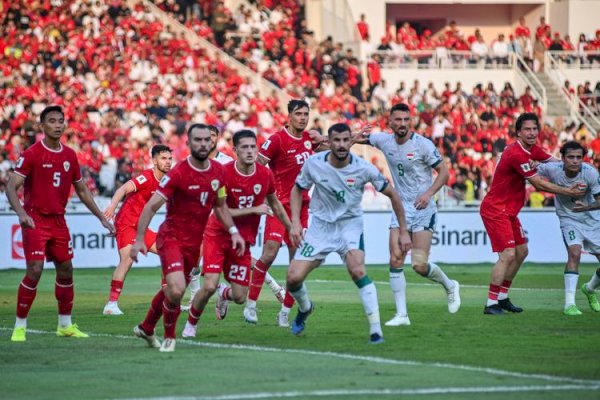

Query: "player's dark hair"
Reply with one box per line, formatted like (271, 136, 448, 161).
(151, 144, 172, 157)
(390, 103, 410, 114)
(515, 113, 539, 132)
(40, 105, 64, 123)
(560, 141, 586, 157)
(187, 123, 210, 137)
(287, 99, 309, 114)
(207, 125, 219, 135)
(328, 123, 351, 137)
(233, 129, 256, 146)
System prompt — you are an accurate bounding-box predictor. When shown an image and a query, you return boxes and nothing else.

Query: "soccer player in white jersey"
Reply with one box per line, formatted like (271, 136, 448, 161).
(183, 125, 284, 311)
(537, 141, 600, 315)
(286, 123, 412, 344)
(354, 103, 461, 326)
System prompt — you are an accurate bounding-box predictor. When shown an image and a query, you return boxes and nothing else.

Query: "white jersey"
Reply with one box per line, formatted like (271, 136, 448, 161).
(296, 151, 388, 223)
(368, 132, 442, 217)
(214, 152, 234, 165)
(537, 162, 600, 228)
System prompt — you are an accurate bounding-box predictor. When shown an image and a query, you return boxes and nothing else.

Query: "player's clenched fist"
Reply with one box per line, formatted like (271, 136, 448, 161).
(130, 240, 147, 263)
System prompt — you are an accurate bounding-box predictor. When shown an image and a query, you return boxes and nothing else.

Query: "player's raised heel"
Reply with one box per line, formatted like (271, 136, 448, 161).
(215, 283, 229, 320)
(291, 302, 314, 335)
(159, 338, 176, 352)
(483, 304, 505, 315)
(369, 333, 384, 344)
(244, 306, 258, 324)
(581, 284, 600, 312)
(133, 325, 161, 348)
(56, 323, 89, 338)
(384, 314, 411, 326)
(563, 305, 583, 316)
(11, 327, 26, 342)
(498, 298, 523, 313)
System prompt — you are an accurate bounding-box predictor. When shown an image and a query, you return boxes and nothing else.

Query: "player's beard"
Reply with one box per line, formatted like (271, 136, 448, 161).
(332, 148, 350, 161)
(395, 127, 408, 138)
(191, 149, 209, 162)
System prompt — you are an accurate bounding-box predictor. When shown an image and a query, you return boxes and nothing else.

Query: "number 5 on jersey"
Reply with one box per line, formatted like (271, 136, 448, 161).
(53, 172, 61, 187)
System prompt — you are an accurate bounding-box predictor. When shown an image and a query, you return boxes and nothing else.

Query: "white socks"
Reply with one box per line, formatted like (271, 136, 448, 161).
(586, 270, 600, 291)
(358, 281, 382, 336)
(58, 314, 72, 328)
(564, 272, 579, 308)
(389, 267, 407, 316)
(426, 262, 454, 292)
(290, 283, 311, 312)
(15, 317, 27, 329)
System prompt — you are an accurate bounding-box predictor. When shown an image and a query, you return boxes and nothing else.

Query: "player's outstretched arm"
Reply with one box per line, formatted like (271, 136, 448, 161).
(6, 172, 35, 228)
(350, 124, 373, 145)
(573, 195, 600, 212)
(73, 180, 115, 235)
(527, 175, 586, 197)
(289, 185, 306, 245)
(382, 185, 412, 252)
(309, 129, 329, 151)
(229, 203, 272, 218)
(213, 197, 246, 256)
(130, 193, 164, 262)
(104, 181, 135, 220)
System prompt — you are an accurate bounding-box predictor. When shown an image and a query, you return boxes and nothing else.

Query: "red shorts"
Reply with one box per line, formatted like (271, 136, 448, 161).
(480, 209, 527, 253)
(22, 213, 73, 263)
(115, 224, 157, 251)
(157, 237, 201, 279)
(202, 233, 252, 286)
(264, 202, 309, 246)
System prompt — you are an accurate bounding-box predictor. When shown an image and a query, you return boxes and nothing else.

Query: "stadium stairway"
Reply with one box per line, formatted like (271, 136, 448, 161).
(532, 72, 572, 118)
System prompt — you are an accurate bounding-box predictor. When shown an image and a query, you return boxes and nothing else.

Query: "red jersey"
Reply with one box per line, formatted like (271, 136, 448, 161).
(205, 162, 276, 245)
(156, 158, 226, 248)
(259, 128, 318, 204)
(481, 141, 552, 216)
(14, 140, 82, 215)
(115, 169, 161, 228)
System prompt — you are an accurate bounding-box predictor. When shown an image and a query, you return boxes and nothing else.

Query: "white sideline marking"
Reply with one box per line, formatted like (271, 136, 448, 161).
(120, 384, 600, 400)
(308, 279, 563, 292)
(2, 327, 599, 387)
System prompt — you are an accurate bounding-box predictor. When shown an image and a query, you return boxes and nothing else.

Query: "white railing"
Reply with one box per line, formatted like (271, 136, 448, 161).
(514, 53, 547, 111)
(370, 50, 515, 69)
(546, 51, 600, 69)
(545, 52, 600, 136)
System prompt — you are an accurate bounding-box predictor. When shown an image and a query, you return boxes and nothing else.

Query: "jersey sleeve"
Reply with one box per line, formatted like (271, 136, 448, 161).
(366, 163, 388, 192)
(258, 134, 280, 162)
(156, 170, 179, 200)
(295, 159, 315, 190)
(266, 169, 276, 195)
(130, 171, 151, 191)
(535, 162, 552, 179)
(367, 133, 386, 149)
(586, 164, 600, 197)
(13, 150, 33, 178)
(531, 145, 553, 162)
(421, 138, 443, 167)
(509, 150, 538, 179)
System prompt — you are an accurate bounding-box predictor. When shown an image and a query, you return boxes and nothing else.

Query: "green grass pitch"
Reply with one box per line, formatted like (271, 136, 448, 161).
(1, 264, 599, 400)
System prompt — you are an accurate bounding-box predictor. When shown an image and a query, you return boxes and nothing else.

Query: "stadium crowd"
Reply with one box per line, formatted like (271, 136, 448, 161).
(1, 0, 600, 207)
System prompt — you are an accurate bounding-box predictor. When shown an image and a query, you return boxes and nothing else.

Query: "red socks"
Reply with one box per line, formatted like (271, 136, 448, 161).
(16, 276, 39, 318)
(109, 280, 124, 302)
(55, 277, 74, 315)
(140, 289, 165, 335)
(162, 299, 181, 339)
(248, 260, 269, 302)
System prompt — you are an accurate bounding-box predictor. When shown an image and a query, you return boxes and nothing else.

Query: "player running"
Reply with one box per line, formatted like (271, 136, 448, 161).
(537, 141, 600, 315)
(130, 124, 244, 352)
(7, 105, 115, 342)
(354, 103, 460, 326)
(480, 113, 585, 315)
(102, 145, 173, 315)
(182, 130, 296, 338)
(286, 123, 412, 344)
(244, 99, 327, 326)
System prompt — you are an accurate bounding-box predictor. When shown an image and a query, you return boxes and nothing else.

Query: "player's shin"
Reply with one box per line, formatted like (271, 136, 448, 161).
(289, 282, 311, 312)
(248, 260, 269, 301)
(55, 277, 74, 327)
(16, 275, 39, 326)
(140, 289, 166, 334)
(389, 267, 407, 316)
(355, 276, 382, 337)
(564, 271, 579, 308)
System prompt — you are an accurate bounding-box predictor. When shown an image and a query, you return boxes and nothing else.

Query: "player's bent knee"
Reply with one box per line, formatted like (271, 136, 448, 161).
(499, 248, 516, 265)
(232, 291, 246, 304)
(412, 263, 428, 276)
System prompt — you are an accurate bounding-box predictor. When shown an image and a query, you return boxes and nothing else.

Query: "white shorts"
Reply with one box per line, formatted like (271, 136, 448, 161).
(390, 210, 437, 233)
(561, 224, 600, 254)
(295, 217, 364, 262)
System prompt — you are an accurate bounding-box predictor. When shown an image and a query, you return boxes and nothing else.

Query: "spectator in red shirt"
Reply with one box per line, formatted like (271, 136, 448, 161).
(357, 14, 369, 42)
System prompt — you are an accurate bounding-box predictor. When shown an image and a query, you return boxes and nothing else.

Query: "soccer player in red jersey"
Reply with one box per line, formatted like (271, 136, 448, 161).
(130, 124, 244, 352)
(480, 113, 585, 315)
(7, 106, 115, 342)
(182, 130, 297, 338)
(244, 99, 327, 326)
(101, 145, 173, 316)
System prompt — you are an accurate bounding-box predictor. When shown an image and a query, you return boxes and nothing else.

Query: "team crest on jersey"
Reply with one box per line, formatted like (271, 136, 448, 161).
(253, 184, 262, 194)
(520, 163, 532, 173)
(346, 178, 356, 187)
(406, 153, 415, 161)
(261, 140, 271, 150)
(16, 157, 24, 168)
(136, 175, 148, 185)
(159, 176, 170, 188)
(304, 140, 312, 150)
(63, 161, 70, 172)
(211, 179, 220, 191)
